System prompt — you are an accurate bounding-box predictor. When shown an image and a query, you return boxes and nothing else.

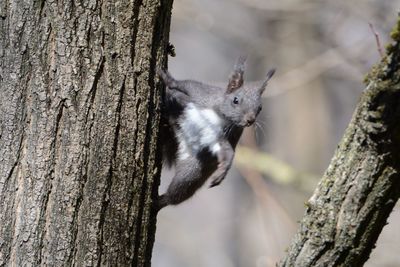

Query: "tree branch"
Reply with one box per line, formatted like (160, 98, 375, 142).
(279, 16, 400, 267)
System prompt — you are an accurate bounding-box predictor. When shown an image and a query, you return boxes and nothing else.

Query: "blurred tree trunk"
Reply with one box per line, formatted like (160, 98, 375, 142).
(0, 0, 172, 266)
(279, 19, 400, 267)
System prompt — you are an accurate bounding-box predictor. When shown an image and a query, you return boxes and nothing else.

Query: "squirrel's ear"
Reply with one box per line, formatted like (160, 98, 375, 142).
(227, 56, 246, 93)
(258, 68, 276, 95)
(157, 68, 177, 88)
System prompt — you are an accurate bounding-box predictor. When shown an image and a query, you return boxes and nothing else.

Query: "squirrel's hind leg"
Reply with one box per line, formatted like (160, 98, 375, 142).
(156, 157, 210, 210)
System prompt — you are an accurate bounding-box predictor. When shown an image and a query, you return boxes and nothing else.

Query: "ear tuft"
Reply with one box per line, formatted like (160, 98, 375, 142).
(259, 68, 276, 94)
(265, 68, 276, 81)
(227, 56, 247, 93)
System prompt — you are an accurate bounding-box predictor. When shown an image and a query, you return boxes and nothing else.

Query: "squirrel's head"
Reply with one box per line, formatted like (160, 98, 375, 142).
(220, 56, 275, 127)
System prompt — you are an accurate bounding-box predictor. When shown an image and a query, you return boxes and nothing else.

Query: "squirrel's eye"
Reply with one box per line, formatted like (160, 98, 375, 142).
(233, 97, 239, 105)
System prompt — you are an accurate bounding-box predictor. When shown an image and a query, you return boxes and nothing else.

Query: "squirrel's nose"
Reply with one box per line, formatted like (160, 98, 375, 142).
(246, 117, 256, 126)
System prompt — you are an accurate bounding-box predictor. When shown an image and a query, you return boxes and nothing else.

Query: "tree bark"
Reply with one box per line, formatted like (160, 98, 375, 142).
(0, 0, 173, 266)
(279, 18, 400, 267)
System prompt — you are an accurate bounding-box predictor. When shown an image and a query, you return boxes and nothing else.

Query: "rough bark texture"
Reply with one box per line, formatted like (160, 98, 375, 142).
(0, 0, 173, 266)
(279, 19, 400, 267)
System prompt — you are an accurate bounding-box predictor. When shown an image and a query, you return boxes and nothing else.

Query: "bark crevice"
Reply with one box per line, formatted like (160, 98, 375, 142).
(96, 75, 126, 266)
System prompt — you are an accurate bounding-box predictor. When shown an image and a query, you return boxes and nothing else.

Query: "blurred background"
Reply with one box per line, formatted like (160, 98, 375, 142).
(153, 0, 400, 266)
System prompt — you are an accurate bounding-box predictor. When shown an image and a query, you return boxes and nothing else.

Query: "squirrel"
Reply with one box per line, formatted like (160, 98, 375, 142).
(156, 57, 275, 211)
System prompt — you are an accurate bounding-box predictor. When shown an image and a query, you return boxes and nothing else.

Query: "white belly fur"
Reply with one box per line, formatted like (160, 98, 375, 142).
(177, 103, 222, 159)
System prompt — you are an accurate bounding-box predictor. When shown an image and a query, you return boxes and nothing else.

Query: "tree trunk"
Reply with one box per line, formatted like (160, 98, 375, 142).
(0, 0, 173, 266)
(279, 18, 400, 267)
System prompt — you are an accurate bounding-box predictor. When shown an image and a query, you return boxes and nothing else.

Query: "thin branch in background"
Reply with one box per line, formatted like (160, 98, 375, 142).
(213, 40, 369, 99)
(368, 22, 384, 58)
(235, 127, 297, 266)
(235, 145, 318, 192)
(237, 166, 293, 266)
(263, 40, 368, 98)
(237, 165, 296, 232)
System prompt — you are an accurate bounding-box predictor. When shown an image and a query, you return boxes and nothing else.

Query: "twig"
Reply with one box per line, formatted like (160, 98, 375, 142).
(236, 127, 296, 262)
(235, 145, 318, 192)
(368, 22, 384, 58)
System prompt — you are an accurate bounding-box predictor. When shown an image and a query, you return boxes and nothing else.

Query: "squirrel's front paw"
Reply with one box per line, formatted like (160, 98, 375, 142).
(209, 167, 227, 188)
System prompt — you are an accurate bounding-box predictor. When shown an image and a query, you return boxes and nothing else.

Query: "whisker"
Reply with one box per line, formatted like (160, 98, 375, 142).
(227, 123, 234, 137)
(255, 121, 267, 144)
(256, 121, 267, 135)
(255, 119, 267, 129)
(254, 124, 259, 144)
(224, 123, 233, 137)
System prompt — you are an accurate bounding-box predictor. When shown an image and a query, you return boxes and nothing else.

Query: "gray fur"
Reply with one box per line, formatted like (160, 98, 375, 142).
(156, 59, 275, 210)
